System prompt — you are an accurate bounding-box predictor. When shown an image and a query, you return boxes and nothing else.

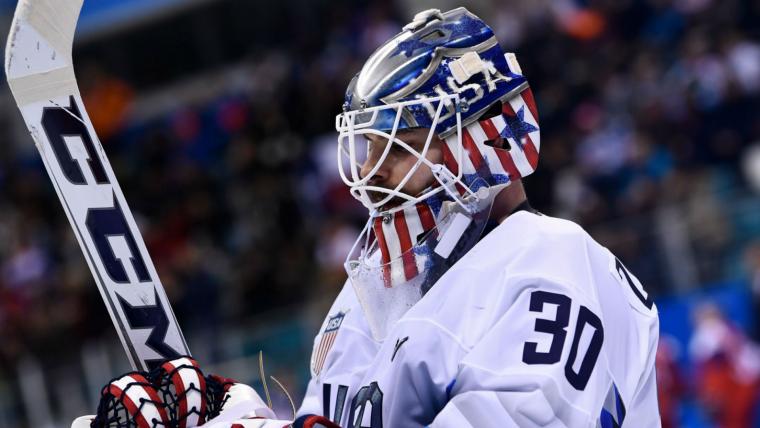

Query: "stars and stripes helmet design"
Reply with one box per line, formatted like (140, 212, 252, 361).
(337, 7, 540, 339)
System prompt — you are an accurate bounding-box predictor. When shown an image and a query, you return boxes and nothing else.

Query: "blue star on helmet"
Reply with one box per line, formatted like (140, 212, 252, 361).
(392, 38, 432, 58)
(443, 14, 486, 39)
(500, 106, 539, 148)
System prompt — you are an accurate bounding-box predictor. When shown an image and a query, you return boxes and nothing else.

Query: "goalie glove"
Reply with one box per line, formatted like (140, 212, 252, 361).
(72, 371, 171, 428)
(71, 357, 282, 428)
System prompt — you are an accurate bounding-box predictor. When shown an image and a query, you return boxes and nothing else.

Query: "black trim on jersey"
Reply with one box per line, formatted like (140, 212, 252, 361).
(509, 199, 538, 216)
(481, 199, 538, 237)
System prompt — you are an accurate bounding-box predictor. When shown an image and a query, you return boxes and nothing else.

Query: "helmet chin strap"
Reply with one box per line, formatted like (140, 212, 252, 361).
(420, 173, 510, 221)
(430, 164, 472, 212)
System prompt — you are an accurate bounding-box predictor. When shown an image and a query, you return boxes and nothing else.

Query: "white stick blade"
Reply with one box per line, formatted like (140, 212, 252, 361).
(5, 0, 190, 370)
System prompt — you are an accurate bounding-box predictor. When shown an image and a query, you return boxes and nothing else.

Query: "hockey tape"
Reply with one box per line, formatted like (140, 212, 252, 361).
(23, 0, 81, 66)
(450, 51, 486, 85)
(6, 0, 82, 105)
(505, 52, 523, 75)
(7, 67, 78, 106)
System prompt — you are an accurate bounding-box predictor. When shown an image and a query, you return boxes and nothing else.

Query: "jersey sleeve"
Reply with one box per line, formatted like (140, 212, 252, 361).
(295, 280, 379, 422)
(295, 374, 323, 422)
(429, 276, 610, 428)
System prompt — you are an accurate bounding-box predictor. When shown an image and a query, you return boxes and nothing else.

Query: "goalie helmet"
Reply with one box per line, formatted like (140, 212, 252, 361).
(337, 7, 541, 340)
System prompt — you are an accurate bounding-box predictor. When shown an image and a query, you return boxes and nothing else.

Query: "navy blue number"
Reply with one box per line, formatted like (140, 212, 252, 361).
(522, 291, 571, 364)
(523, 291, 604, 391)
(348, 382, 383, 428)
(41, 96, 109, 185)
(615, 258, 653, 310)
(565, 306, 604, 390)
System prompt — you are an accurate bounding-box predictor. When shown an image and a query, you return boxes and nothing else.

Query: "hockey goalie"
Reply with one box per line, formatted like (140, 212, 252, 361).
(6, 1, 660, 427)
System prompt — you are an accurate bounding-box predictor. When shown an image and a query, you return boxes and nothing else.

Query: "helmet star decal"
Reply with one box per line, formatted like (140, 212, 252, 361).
(444, 14, 487, 39)
(501, 106, 539, 149)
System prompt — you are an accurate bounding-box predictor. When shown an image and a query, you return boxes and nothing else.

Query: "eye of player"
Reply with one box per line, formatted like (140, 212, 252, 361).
(364, 130, 426, 168)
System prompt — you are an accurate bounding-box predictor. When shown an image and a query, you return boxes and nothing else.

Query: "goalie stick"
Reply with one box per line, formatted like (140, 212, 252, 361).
(4, 0, 190, 370)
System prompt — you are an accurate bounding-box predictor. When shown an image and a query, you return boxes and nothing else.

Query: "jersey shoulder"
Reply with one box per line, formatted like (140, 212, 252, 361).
(309, 279, 378, 378)
(317, 278, 377, 342)
(462, 211, 599, 283)
(398, 212, 610, 348)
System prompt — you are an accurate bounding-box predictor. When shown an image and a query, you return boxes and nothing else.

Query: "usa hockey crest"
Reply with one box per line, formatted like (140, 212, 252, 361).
(312, 312, 346, 376)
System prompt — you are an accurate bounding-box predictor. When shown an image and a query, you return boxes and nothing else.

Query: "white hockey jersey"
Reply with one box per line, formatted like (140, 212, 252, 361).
(296, 211, 660, 427)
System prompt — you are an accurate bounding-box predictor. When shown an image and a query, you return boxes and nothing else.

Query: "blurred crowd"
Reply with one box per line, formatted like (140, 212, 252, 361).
(0, 0, 759, 426)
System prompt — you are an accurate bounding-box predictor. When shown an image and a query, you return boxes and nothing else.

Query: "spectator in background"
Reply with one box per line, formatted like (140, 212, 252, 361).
(79, 63, 135, 142)
(689, 303, 760, 428)
(745, 241, 760, 341)
(656, 335, 686, 428)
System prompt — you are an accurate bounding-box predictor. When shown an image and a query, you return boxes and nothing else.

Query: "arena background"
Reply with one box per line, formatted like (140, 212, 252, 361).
(0, 0, 758, 426)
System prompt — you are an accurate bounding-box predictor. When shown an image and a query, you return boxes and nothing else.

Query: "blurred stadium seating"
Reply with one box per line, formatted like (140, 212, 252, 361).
(0, 0, 758, 426)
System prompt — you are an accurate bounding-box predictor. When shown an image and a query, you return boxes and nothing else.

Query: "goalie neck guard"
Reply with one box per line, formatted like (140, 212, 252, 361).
(337, 7, 541, 340)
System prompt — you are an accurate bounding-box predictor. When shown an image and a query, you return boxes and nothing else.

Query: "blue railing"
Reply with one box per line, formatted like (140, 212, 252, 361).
(1, 0, 196, 35)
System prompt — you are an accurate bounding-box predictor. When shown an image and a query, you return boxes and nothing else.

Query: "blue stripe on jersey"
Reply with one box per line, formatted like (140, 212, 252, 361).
(599, 409, 615, 428)
(445, 379, 456, 400)
(598, 382, 625, 427)
(614, 384, 626, 422)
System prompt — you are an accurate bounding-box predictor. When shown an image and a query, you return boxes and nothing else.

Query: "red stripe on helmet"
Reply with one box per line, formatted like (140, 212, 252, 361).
(440, 139, 459, 176)
(461, 128, 485, 171)
(482, 116, 518, 180)
(441, 135, 467, 195)
(393, 212, 419, 281)
(416, 203, 436, 232)
(494, 150, 520, 181)
(520, 87, 539, 121)
(523, 136, 539, 169)
(497, 103, 533, 179)
(479, 117, 500, 140)
(372, 217, 392, 287)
